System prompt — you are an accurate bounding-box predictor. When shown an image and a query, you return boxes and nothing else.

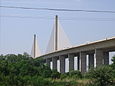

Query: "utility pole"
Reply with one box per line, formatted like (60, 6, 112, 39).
(34, 34, 36, 58)
(55, 15, 58, 51)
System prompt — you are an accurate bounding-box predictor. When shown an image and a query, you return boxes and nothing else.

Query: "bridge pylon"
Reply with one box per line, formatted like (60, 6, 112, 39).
(46, 15, 72, 54)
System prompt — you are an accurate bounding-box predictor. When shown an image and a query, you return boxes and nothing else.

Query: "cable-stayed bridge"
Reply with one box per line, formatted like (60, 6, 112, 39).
(31, 15, 115, 73)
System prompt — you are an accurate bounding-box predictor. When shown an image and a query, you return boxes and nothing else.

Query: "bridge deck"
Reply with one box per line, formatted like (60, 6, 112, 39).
(40, 37, 115, 59)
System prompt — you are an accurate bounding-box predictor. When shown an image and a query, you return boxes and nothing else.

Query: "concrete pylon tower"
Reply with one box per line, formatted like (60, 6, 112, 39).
(31, 34, 41, 58)
(46, 15, 72, 54)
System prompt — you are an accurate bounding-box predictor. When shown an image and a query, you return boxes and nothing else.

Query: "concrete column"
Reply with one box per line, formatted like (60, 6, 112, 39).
(89, 53, 94, 69)
(52, 57, 58, 70)
(80, 52, 87, 73)
(46, 58, 51, 67)
(68, 54, 74, 71)
(77, 56, 80, 70)
(95, 49, 104, 67)
(59, 56, 65, 74)
(104, 52, 109, 65)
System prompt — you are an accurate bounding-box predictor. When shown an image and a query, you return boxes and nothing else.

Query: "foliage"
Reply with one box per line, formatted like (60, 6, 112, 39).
(60, 70, 82, 79)
(87, 66, 114, 86)
(111, 55, 115, 69)
(0, 53, 115, 86)
(69, 70, 82, 79)
(0, 53, 52, 86)
(51, 69, 61, 79)
(60, 73, 69, 79)
(111, 55, 115, 80)
(51, 80, 78, 86)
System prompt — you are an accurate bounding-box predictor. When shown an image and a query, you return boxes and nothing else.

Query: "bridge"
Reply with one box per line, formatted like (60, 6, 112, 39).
(41, 37, 115, 73)
(31, 15, 115, 74)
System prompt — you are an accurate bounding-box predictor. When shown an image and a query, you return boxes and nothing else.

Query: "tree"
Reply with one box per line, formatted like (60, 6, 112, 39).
(0, 54, 53, 86)
(111, 55, 115, 68)
(111, 55, 115, 78)
(87, 66, 114, 86)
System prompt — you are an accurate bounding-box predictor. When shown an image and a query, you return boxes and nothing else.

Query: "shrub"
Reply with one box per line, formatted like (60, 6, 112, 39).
(31, 76, 51, 86)
(51, 70, 61, 79)
(111, 56, 115, 78)
(69, 70, 82, 79)
(87, 66, 114, 86)
(60, 73, 69, 79)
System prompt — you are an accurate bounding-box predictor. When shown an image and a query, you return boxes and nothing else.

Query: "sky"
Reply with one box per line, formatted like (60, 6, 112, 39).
(0, 0, 115, 56)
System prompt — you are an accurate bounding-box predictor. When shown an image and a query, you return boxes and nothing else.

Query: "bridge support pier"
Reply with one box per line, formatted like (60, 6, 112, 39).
(68, 54, 74, 71)
(46, 58, 51, 67)
(59, 56, 65, 74)
(52, 57, 58, 70)
(95, 49, 104, 67)
(104, 52, 109, 65)
(89, 53, 94, 69)
(80, 52, 86, 73)
(77, 56, 80, 70)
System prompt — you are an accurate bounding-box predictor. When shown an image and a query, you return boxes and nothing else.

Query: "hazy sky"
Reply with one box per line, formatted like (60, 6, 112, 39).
(0, 0, 115, 55)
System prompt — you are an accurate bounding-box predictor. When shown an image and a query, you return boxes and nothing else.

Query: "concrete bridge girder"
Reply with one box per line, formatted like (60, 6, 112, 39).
(46, 49, 112, 74)
(43, 38, 115, 73)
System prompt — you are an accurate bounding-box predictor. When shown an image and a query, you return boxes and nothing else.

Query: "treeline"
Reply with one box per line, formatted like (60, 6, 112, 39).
(0, 53, 115, 86)
(0, 53, 53, 86)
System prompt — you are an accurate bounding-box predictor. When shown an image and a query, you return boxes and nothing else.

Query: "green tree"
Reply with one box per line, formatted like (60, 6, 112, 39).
(0, 54, 54, 86)
(111, 55, 115, 78)
(111, 55, 115, 68)
(87, 66, 114, 86)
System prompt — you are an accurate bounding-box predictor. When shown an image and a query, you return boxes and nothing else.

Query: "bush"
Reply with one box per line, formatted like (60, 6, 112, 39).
(60, 70, 82, 79)
(51, 70, 61, 79)
(52, 80, 78, 86)
(111, 56, 115, 78)
(31, 76, 51, 86)
(87, 66, 114, 86)
(69, 70, 82, 79)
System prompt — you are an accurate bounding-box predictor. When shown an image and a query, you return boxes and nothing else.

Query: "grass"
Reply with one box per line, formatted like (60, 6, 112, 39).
(46, 78, 91, 86)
